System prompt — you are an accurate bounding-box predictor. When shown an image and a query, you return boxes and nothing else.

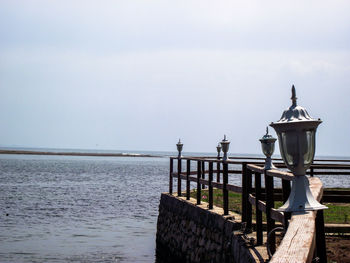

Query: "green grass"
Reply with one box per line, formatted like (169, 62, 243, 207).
(323, 203, 350, 224)
(190, 188, 350, 224)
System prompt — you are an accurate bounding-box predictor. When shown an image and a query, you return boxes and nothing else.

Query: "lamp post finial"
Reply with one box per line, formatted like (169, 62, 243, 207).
(291, 85, 297, 106)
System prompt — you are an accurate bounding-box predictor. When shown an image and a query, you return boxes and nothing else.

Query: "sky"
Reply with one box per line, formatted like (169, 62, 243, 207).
(0, 0, 349, 156)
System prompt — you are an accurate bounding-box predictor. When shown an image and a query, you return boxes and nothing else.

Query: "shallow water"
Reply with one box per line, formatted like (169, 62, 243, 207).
(0, 154, 169, 262)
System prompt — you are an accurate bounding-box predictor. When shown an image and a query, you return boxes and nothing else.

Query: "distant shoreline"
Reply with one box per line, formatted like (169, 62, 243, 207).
(0, 149, 161, 158)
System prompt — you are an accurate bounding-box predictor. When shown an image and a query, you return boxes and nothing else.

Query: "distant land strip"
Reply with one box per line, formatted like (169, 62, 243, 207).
(0, 149, 161, 158)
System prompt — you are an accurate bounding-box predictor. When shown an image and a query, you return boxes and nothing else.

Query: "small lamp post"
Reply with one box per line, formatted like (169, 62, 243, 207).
(270, 85, 327, 212)
(220, 135, 230, 162)
(216, 143, 222, 159)
(259, 127, 277, 170)
(176, 139, 183, 159)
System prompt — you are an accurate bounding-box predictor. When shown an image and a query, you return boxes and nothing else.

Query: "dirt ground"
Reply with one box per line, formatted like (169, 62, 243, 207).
(326, 235, 350, 263)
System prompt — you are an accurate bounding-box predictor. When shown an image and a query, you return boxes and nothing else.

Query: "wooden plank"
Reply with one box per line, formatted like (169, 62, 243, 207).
(315, 210, 327, 263)
(188, 176, 197, 183)
(212, 181, 222, 189)
(177, 159, 182, 197)
(248, 194, 266, 213)
(310, 164, 350, 169)
(242, 163, 248, 223)
(223, 162, 229, 215)
(226, 184, 242, 193)
(201, 161, 205, 189)
(216, 162, 221, 182)
(199, 178, 208, 186)
(208, 162, 213, 209)
(324, 223, 350, 233)
(247, 164, 265, 174)
(266, 169, 294, 181)
(211, 181, 244, 192)
(197, 161, 201, 205)
(324, 189, 350, 195)
(270, 177, 324, 263)
(186, 159, 191, 200)
(227, 170, 242, 174)
(308, 171, 350, 175)
(248, 196, 283, 224)
(265, 170, 276, 255)
(246, 168, 253, 231)
(255, 172, 263, 245)
(169, 158, 173, 194)
(322, 195, 350, 203)
(270, 208, 284, 223)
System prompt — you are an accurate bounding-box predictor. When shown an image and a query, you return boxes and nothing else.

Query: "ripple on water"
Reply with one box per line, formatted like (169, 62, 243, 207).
(0, 155, 169, 262)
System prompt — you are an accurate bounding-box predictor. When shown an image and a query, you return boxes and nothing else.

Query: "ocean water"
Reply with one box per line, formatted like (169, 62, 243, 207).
(0, 154, 170, 263)
(0, 151, 349, 263)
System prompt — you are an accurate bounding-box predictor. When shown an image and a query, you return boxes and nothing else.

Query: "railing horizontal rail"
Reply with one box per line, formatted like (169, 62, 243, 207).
(270, 208, 285, 223)
(177, 174, 243, 193)
(249, 194, 267, 213)
(310, 164, 350, 169)
(270, 177, 324, 263)
(246, 164, 265, 173)
(309, 171, 350, 175)
(266, 168, 294, 181)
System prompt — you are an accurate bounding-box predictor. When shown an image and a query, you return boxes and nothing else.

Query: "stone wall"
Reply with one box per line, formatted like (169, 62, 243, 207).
(156, 193, 257, 263)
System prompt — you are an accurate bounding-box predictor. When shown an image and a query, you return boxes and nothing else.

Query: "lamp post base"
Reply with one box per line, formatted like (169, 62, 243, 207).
(264, 157, 276, 170)
(277, 175, 327, 212)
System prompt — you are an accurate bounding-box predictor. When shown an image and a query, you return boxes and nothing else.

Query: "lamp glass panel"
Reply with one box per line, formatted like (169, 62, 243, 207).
(302, 130, 315, 167)
(262, 142, 274, 157)
(279, 131, 298, 167)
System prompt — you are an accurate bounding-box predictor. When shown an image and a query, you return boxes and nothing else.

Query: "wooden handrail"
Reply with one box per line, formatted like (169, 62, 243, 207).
(266, 169, 294, 181)
(168, 156, 350, 263)
(270, 177, 324, 263)
(170, 155, 350, 164)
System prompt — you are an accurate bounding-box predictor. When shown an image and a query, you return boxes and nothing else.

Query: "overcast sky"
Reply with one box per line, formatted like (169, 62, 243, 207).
(0, 0, 349, 156)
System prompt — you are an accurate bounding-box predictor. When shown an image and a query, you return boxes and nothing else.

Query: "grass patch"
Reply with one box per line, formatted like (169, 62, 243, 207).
(190, 188, 350, 224)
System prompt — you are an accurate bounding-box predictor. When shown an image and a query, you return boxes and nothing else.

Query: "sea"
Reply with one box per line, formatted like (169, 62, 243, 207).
(0, 147, 349, 263)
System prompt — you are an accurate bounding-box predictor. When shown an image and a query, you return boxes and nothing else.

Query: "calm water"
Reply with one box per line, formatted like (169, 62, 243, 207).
(0, 152, 349, 262)
(0, 154, 169, 263)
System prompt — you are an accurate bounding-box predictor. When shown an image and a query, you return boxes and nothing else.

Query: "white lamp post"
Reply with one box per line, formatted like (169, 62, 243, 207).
(176, 139, 183, 159)
(259, 127, 277, 170)
(220, 135, 230, 162)
(270, 86, 327, 212)
(216, 143, 222, 159)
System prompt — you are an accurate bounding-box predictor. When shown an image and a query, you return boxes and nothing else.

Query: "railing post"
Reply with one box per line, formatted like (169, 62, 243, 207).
(197, 160, 201, 205)
(223, 161, 229, 215)
(255, 172, 263, 245)
(246, 168, 252, 231)
(242, 163, 247, 223)
(169, 158, 173, 195)
(208, 162, 213, 209)
(177, 158, 182, 197)
(265, 171, 276, 255)
(315, 210, 327, 263)
(310, 166, 314, 177)
(282, 179, 291, 228)
(186, 159, 191, 200)
(216, 162, 220, 183)
(201, 161, 206, 189)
